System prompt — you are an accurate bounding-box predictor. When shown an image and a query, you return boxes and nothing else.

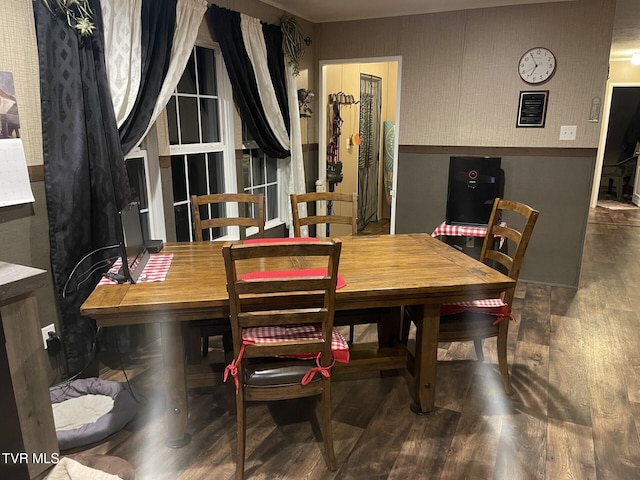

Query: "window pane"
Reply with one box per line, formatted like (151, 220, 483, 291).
(140, 212, 150, 241)
(267, 184, 278, 220)
(125, 157, 148, 209)
(174, 204, 190, 242)
(266, 157, 277, 183)
(178, 97, 200, 143)
(254, 186, 265, 198)
(197, 47, 217, 96)
(188, 153, 207, 196)
(207, 152, 225, 195)
(171, 156, 187, 202)
(177, 51, 196, 94)
(167, 97, 179, 145)
(252, 151, 265, 185)
(242, 121, 254, 143)
(200, 98, 220, 143)
(241, 152, 251, 190)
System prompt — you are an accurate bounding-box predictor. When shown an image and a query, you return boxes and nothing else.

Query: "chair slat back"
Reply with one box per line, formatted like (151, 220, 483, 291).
(222, 240, 342, 364)
(290, 192, 357, 237)
(191, 193, 265, 241)
(480, 198, 539, 305)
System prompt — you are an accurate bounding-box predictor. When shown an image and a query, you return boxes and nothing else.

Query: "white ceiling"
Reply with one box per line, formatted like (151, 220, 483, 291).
(261, 0, 640, 61)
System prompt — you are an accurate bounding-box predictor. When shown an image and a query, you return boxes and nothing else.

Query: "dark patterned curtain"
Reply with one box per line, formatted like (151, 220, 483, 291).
(33, 0, 131, 374)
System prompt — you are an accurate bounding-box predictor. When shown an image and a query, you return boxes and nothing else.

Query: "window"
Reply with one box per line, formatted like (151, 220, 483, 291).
(168, 44, 286, 241)
(125, 148, 166, 242)
(167, 45, 236, 241)
(241, 123, 280, 228)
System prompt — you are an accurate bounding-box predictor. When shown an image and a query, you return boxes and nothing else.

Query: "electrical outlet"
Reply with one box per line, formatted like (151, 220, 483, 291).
(559, 125, 577, 141)
(41, 323, 56, 349)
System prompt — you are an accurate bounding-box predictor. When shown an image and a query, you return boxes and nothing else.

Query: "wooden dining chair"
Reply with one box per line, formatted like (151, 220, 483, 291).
(405, 198, 539, 394)
(290, 191, 364, 343)
(191, 192, 264, 242)
(189, 193, 265, 361)
(222, 239, 344, 480)
(290, 191, 357, 237)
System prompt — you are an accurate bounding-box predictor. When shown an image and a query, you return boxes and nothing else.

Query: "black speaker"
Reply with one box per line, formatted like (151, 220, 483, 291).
(446, 156, 504, 226)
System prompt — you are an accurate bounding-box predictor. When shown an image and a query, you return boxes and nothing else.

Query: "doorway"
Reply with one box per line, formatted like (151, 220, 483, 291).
(591, 83, 640, 208)
(319, 58, 401, 234)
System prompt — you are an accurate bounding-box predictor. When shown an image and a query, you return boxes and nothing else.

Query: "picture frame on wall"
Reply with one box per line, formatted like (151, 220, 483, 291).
(516, 90, 548, 128)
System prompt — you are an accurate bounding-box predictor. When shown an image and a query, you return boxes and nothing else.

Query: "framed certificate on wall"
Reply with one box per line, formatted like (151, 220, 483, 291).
(517, 91, 548, 128)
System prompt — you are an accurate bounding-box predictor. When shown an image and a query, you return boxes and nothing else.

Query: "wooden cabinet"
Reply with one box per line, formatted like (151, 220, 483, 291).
(0, 262, 59, 479)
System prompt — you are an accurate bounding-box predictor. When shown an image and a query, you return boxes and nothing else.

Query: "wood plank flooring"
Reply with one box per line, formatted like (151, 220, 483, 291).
(62, 206, 640, 479)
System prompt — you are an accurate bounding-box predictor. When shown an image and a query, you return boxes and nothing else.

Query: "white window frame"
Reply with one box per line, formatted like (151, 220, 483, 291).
(169, 43, 239, 241)
(241, 140, 284, 235)
(125, 147, 167, 242)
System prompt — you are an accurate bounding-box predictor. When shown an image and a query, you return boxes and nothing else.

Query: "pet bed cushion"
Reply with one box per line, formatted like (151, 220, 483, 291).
(50, 378, 138, 450)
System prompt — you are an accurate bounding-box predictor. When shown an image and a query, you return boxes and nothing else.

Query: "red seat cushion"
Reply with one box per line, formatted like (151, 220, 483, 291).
(440, 298, 512, 325)
(242, 325, 349, 363)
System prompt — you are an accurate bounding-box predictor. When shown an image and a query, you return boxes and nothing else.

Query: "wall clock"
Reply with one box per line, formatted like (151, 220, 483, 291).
(518, 47, 556, 85)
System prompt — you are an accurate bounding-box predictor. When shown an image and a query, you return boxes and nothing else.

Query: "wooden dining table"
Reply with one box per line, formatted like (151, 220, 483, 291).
(81, 233, 515, 447)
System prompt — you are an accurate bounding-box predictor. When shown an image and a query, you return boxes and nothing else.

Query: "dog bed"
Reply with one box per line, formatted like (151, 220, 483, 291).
(50, 378, 138, 450)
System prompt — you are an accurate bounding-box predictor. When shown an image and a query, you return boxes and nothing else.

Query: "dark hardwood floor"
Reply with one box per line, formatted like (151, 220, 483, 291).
(65, 204, 640, 479)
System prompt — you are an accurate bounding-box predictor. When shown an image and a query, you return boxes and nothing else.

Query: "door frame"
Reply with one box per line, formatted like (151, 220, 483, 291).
(590, 81, 640, 207)
(319, 56, 402, 233)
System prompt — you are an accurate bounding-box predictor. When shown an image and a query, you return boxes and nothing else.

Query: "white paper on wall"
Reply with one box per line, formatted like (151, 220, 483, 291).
(0, 138, 35, 207)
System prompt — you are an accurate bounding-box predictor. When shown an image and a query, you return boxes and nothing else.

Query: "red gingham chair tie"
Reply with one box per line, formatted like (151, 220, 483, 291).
(301, 353, 336, 386)
(224, 344, 245, 394)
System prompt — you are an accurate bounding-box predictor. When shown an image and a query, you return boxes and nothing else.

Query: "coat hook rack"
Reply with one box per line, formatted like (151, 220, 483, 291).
(329, 92, 359, 105)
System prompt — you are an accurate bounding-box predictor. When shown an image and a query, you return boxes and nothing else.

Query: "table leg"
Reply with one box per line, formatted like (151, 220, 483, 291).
(410, 303, 440, 414)
(377, 306, 402, 348)
(160, 321, 191, 448)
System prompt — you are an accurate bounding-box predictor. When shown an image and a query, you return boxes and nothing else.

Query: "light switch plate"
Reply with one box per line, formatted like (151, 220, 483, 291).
(560, 125, 577, 141)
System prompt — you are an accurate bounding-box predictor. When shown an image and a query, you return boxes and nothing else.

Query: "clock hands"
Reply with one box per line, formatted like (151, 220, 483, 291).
(529, 53, 538, 74)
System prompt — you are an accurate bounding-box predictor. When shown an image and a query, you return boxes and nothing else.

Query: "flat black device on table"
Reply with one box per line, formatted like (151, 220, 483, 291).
(107, 202, 151, 284)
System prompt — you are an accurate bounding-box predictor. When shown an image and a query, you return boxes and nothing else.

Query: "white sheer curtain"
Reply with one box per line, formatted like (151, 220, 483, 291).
(148, 0, 209, 133)
(101, 0, 208, 154)
(240, 15, 290, 149)
(100, 0, 143, 127)
(284, 63, 308, 236)
(239, 14, 308, 234)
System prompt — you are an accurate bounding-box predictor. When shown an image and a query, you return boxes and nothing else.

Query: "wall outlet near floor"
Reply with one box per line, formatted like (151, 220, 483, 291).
(41, 323, 56, 349)
(559, 125, 577, 141)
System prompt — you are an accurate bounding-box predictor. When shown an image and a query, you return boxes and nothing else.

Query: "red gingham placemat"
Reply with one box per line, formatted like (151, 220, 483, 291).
(242, 325, 349, 363)
(99, 253, 174, 285)
(241, 269, 346, 289)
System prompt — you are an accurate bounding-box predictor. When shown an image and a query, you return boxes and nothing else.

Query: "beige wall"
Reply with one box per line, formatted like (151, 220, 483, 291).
(0, 0, 42, 166)
(609, 60, 640, 83)
(316, 0, 615, 149)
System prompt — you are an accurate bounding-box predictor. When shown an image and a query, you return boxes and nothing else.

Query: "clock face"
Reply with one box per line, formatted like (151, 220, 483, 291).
(519, 47, 556, 85)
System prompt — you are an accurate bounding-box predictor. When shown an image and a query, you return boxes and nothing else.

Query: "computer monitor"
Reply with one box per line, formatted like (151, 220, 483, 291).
(117, 202, 150, 283)
(446, 156, 503, 226)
